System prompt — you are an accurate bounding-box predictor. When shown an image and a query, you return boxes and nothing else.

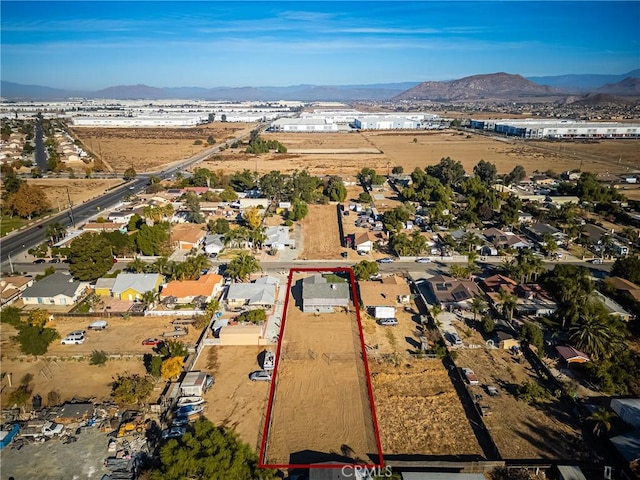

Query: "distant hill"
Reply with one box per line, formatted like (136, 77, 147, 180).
(559, 93, 636, 107)
(92, 84, 168, 100)
(528, 69, 640, 92)
(393, 72, 559, 101)
(596, 77, 640, 96)
(1, 81, 420, 102)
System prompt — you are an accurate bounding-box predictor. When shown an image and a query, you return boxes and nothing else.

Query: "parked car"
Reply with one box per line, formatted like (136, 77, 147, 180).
(161, 426, 186, 440)
(171, 416, 190, 427)
(249, 370, 272, 382)
(141, 338, 161, 346)
(377, 318, 398, 326)
(415, 257, 431, 263)
(49, 258, 62, 264)
(88, 320, 108, 330)
(591, 258, 603, 264)
(32, 259, 46, 264)
(377, 257, 394, 264)
(61, 333, 85, 345)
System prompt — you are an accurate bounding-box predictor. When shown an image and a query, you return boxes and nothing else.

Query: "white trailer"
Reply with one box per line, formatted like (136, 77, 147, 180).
(374, 306, 396, 319)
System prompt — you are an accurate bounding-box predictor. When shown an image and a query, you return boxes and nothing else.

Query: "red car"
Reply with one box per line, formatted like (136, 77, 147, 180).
(141, 338, 161, 346)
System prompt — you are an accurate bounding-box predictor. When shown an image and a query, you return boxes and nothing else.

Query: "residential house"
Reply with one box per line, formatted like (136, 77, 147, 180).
(82, 222, 127, 233)
(358, 275, 411, 308)
(532, 174, 556, 186)
(107, 210, 138, 224)
(21, 272, 88, 306)
(591, 290, 635, 322)
(607, 276, 640, 303)
(170, 224, 207, 251)
(0, 276, 34, 305)
(159, 274, 223, 305)
(556, 345, 590, 365)
(517, 212, 534, 224)
(226, 282, 276, 310)
(354, 231, 379, 253)
(203, 234, 225, 256)
(480, 275, 557, 317)
(581, 223, 609, 245)
(425, 274, 482, 310)
(525, 223, 565, 245)
(263, 226, 294, 250)
(546, 196, 580, 207)
(301, 275, 350, 313)
(111, 273, 163, 301)
(94, 278, 117, 297)
(483, 228, 531, 250)
(609, 398, 640, 471)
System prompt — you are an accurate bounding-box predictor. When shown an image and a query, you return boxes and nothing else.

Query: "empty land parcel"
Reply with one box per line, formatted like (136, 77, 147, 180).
(263, 272, 380, 466)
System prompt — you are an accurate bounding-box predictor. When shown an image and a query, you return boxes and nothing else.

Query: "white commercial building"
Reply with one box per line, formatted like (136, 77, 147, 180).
(470, 119, 640, 139)
(71, 114, 208, 127)
(268, 118, 339, 132)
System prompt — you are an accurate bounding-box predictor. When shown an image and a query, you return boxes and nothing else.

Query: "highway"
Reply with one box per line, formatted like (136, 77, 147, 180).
(0, 126, 262, 273)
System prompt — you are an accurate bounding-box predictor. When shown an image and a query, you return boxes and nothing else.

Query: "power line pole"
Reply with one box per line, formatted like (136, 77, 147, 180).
(66, 186, 76, 228)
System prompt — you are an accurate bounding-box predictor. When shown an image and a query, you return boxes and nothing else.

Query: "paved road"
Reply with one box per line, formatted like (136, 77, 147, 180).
(0, 126, 263, 273)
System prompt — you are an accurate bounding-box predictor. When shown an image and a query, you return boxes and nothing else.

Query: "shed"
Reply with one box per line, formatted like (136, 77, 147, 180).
(218, 324, 265, 346)
(180, 371, 208, 396)
(54, 402, 94, 424)
(556, 345, 590, 365)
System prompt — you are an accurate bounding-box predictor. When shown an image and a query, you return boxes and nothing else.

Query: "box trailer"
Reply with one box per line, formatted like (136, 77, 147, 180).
(373, 306, 396, 319)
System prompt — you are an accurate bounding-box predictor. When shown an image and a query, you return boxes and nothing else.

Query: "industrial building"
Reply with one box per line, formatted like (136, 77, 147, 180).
(268, 118, 339, 132)
(71, 114, 209, 127)
(469, 119, 640, 139)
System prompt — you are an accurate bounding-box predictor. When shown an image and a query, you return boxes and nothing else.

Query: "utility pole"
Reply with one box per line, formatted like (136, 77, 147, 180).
(66, 186, 76, 228)
(8, 252, 14, 274)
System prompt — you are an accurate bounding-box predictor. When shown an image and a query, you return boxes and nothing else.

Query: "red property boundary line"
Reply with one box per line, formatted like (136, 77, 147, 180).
(258, 267, 384, 470)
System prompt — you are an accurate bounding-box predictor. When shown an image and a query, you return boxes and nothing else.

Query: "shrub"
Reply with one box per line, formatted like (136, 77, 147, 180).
(143, 354, 163, 378)
(47, 390, 61, 406)
(237, 309, 266, 324)
(89, 350, 108, 366)
(516, 381, 551, 403)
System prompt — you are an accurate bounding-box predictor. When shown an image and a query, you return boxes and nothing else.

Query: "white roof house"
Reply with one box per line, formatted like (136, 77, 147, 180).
(21, 272, 88, 306)
(226, 283, 276, 308)
(264, 226, 293, 250)
(111, 273, 163, 301)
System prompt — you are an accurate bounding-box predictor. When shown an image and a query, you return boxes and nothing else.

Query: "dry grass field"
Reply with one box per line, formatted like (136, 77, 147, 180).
(370, 360, 483, 456)
(25, 178, 117, 209)
(300, 204, 342, 260)
(264, 274, 379, 466)
(70, 122, 256, 173)
(454, 349, 586, 460)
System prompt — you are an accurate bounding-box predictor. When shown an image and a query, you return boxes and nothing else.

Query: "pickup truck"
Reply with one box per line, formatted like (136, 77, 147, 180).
(462, 368, 479, 386)
(19, 421, 64, 439)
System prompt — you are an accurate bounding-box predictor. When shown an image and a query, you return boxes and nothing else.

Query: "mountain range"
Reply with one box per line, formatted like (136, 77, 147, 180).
(1, 70, 638, 102)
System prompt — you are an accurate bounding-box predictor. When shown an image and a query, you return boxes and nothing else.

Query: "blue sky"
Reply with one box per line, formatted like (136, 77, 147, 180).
(1, 1, 639, 90)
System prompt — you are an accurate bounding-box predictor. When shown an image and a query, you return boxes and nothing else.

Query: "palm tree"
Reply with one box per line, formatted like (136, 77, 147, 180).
(183, 254, 211, 279)
(569, 310, 613, 361)
(45, 222, 66, 244)
(497, 289, 517, 321)
(470, 295, 488, 322)
(226, 252, 262, 282)
(141, 289, 157, 307)
(127, 257, 147, 273)
(249, 227, 267, 251)
(449, 264, 467, 279)
(150, 256, 171, 276)
(588, 408, 615, 438)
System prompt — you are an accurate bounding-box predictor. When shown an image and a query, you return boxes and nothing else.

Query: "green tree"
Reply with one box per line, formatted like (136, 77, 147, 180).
(45, 222, 66, 244)
(470, 295, 487, 322)
(426, 157, 465, 185)
(505, 165, 526, 186)
(588, 408, 615, 437)
(515, 380, 551, 403)
(220, 186, 238, 202)
(237, 309, 266, 324)
(324, 176, 347, 202)
(14, 322, 60, 356)
(68, 232, 114, 281)
(611, 255, 640, 283)
(0, 306, 23, 327)
(481, 315, 495, 334)
(288, 199, 309, 221)
(473, 159, 498, 185)
(358, 192, 372, 203)
(0, 168, 24, 197)
(158, 339, 188, 358)
(226, 252, 262, 281)
(111, 374, 154, 406)
(135, 223, 170, 256)
(230, 169, 256, 192)
(148, 418, 278, 480)
(123, 167, 137, 180)
(352, 260, 379, 281)
(127, 257, 147, 273)
(209, 217, 230, 234)
(143, 354, 164, 378)
(498, 289, 518, 321)
(259, 171, 287, 202)
(128, 213, 143, 232)
(569, 305, 622, 361)
(519, 322, 544, 354)
(392, 166, 404, 174)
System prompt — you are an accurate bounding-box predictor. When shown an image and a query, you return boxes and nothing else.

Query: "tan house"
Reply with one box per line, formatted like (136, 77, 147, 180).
(354, 231, 379, 253)
(497, 331, 520, 350)
(170, 224, 207, 250)
(0, 276, 34, 305)
(358, 276, 411, 308)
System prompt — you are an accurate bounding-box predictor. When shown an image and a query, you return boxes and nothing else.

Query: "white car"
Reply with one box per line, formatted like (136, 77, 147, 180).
(591, 258, 603, 264)
(249, 370, 272, 382)
(377, 257, 395, 264)
(415, 257, 431, 263)
(61, 333, 85, 345)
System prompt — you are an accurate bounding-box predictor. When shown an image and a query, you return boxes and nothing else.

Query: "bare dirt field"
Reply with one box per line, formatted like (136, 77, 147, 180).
(300, 204, 342, 260)
(70, 122, 256, 173)
(197, 346, 270, 450)
(1, 314, 204, 412)
(369, 359, 483, 457)
(264, 274, 379, 466)
(454, 348, 586, 460)
(25, 178, 117, 210)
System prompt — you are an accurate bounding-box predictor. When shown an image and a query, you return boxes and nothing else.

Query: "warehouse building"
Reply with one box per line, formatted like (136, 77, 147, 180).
(469, 119, 640, 139)
(72, 114, 209, 127)
(268, 118, 339, 132)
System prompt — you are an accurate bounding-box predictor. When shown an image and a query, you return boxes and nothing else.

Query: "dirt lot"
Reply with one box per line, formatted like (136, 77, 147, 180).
(0, 315, 203, 407)
(264, 274, 379, 466)
(300, 204, 342, 260)
(70, 123, 256, 173)
(196, 346, 271, 450)
(454, 348, 585, 460)
(369, 359, 483, 456)
(25, 178, 117, 210)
